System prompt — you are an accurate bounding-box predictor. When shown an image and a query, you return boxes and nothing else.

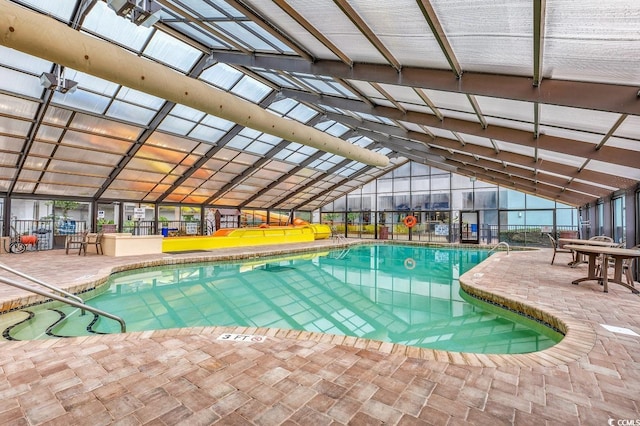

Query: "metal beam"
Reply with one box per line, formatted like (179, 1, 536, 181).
(273, 0, 352, 66)
(415, 0, 462, 78)
(224, 0, 314, 61)
(269, 157, 356, 210)
(164, 92, 281, 204)
(239, 150, 328, 208)
(533, 0, 546, 86)
(155, 0, 251, 53)
(290, 164, 377, 211)
(0, 1, 388, 167)
(327, 112, 635, 189)
(282, 89, 640, 169)
(209, 51, 640, 116)
(333, 0, 402, 71)
(426, 146, 609, 198)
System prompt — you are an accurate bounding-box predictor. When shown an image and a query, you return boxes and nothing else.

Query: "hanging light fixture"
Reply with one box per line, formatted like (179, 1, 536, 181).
(107, 0, 161, 28)
(39, 67, 78, 94)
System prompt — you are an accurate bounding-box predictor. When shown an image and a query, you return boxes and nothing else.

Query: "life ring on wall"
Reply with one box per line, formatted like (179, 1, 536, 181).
(403, 215, 417, 228)
(404, 258, 416, 270)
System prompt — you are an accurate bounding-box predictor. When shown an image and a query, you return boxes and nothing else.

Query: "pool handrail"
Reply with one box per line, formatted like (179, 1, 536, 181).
(0, 275, 126, 333)
(488, 241, 510, 256)
(0, 263, 86, 313)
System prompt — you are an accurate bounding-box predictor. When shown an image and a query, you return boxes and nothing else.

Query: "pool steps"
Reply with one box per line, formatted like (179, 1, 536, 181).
(0, 306, 103, 341)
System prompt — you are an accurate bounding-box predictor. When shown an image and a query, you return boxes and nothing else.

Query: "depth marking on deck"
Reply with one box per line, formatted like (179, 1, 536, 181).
(217, 333, 267, 343)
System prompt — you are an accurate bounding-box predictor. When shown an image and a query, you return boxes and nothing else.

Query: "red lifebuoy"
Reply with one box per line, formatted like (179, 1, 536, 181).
(403, 215, 417, 228)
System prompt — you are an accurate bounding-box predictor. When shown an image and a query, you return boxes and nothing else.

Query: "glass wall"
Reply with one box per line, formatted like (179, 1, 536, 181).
(613, 195, 626, 244)
(320, 161, 579, 247)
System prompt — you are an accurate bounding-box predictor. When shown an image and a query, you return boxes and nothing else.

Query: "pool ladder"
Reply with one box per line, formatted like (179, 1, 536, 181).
(488, 241, 510, 256)
(0, 263, 126, 333)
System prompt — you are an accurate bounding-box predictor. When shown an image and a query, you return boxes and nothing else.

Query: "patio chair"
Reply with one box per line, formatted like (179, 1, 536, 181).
(589, 235, 614, 242)
(623, 245, 640, 288)
(65, 232, 87, 255)
(596, 244, 640, 288)
(79, 232, 103, 256)
(547, 234, 573, 265)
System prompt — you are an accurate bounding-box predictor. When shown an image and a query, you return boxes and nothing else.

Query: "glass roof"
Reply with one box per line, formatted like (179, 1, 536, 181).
(0, 0, 637, 210)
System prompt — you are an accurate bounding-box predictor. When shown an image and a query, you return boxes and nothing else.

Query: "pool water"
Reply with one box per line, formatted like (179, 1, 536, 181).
(86, 244, 562, 354)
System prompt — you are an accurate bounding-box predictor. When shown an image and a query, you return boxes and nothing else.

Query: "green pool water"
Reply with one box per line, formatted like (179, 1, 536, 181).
(85, 244, 562, 354)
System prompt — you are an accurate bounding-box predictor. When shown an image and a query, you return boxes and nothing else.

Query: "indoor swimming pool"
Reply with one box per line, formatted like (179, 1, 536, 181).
(7, 244, 563, 353)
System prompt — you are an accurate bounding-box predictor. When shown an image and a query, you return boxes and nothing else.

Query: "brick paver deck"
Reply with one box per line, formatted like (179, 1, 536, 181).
(0, 241, 638, 425)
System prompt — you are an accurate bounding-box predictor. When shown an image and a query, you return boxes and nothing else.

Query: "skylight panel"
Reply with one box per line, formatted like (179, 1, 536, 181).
(256, 71, 301, 89)
(268, 98, 298, 116)
(52, 90, 111, 115)
(283, 151, 310, 164)
(0, 94, 38, 119)
(200, 63, 244, 90)
(586, 160, 640, 181)
(117, 87, 165, 109)
(257, 133, 282, 145)
(82, 1, 152, 52)
(35, 126, 63, 142)
(201, 115, 236, 130)
(495, 140, 535, 158)
(179, 0, 226, 17)
(294, 77, 343, 96)
(245, 140, 274, 155)
(168, 22, 229, 49)
(17, 0, 76, 21)
(606, 136, 640, 152)
(539, 126, 602, 144)
(158, 115, 196, 136)
(226, 134, 253, 150)
(143, 31, 201, 72)
(215, 22, 276, 52)
(170, 104, 206, 122)
(423, 89, 475, 113)
(540, 104, 621, 135)
(544, 0, 640, 85)
(324, 122, 350, 137)
(0, 46, 52, 75)
(106, 100, 156, 125)
(286, 104, 318, 123)
(63, 70, 119, 97)
(431, 0, 532, 75)
(188, 126, 226, 144)
(475, 96, 533, 123)
(614, 115, 640, 140)
(0, 116, 31, 136)
(231, 76, 272, 103)
(0, 68, 43, 98)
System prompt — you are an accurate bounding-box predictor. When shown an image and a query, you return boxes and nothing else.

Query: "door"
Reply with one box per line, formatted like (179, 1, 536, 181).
(461, 211, 479, 244)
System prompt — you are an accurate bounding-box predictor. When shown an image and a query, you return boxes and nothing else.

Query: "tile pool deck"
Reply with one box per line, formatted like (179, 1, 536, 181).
(0, 241, 638, 425)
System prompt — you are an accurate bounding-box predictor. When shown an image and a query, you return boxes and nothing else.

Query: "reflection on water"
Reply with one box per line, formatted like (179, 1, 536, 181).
(90, 245, 562, 354)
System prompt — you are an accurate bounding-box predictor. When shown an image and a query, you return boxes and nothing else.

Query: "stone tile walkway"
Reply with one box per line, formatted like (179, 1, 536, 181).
(0, 242, 638, 425)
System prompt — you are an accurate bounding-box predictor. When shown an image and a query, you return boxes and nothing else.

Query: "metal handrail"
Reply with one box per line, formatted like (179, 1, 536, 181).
(0, 263, 86, 314)
(0, 276, 126, 333)
(488, 241, 510, 255)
